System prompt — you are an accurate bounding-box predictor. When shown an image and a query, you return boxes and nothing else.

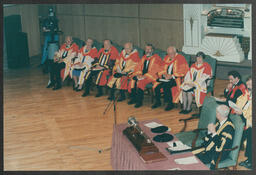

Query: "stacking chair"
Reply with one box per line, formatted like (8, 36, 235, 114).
(112, 42, 123, 53)
(134, 45, 144, 58)
(153, 49, 166, 60)
(178, 51, 191, 67)
(204, 55, 217, 96)
(175, 96, 218, 148)
(93, 40, 103, 51)
(210, 114, 245, 170)
(73, 37, 85, 49)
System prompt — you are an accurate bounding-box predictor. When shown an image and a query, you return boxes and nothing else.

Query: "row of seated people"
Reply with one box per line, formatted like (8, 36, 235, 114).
(47, 36, 212, 112)
(46, 36, 252, 169)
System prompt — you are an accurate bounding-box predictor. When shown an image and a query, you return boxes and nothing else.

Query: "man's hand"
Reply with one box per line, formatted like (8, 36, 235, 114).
(234, 110, 243, 115)
(165, 74, 172, 80)
(208, 123, 216, 135)
(184, 82, 195, 87)
(137, 75, 144, 79)
(93, 65, 104, 70)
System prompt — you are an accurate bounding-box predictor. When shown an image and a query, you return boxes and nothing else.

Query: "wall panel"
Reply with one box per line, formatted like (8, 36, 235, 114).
(85, 16, 139, 46)
(140, 4, 183, 20)
(140, 19, 184, 50)
(85, 4, 138, 17)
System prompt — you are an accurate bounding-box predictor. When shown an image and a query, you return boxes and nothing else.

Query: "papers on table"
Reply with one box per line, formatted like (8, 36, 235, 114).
(168, 167, 181, 170)
(159, 78, 170, 82)
(144, 122, 163, 128)
(228, 100, 242, 113)
(137, 77, 145, 81)
(167, 141, 191, 151)
(144, 122, 171, 131)
(174, 156, 198, 165)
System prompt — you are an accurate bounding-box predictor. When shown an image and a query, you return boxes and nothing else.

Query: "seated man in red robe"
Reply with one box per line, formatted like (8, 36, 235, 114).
(128, 44, 163, 108)
(47, 36, 79, 90)
(107, 42, 140, 101)
(82, 39, 119, 97)
(152, 46, 189, 111)
(71, 38, 98, 91)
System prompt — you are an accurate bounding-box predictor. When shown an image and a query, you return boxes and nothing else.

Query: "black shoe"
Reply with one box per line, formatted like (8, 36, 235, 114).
(165, 104, 174, 111)
(82, 91, 89, 97)
(239, 159, 249, 166)
(128, 98, 136, 105)
(46, 83, 54, 88)
(95, 92, 103, 97)
(53, 85, 61, 90)
(134, 102, 142, 108)
(179, 110, 186, 114)
(183, 109, 192, 114)
(117, 96, 126, 102)
(151, 102, 161, 109)
(242, 161, 252, 169)
(76, 88, 82, 92)
(107, 96, 114, 101)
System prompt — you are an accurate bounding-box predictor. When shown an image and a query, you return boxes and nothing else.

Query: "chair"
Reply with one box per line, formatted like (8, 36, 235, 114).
(153, 49, 166, 60)
(209, 113, 245, 170)
(134, 45, 144, 58)
(112, 42, 123, 53)
(204, 55, 217, 96)
(72, 37, 85, 49)
(93, 40, 103, 51)
(175, 96, 218, 148)
(178, 51, 191, 67)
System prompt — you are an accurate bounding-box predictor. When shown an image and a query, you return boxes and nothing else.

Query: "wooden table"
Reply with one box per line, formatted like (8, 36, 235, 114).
(111, 119, 209, 170)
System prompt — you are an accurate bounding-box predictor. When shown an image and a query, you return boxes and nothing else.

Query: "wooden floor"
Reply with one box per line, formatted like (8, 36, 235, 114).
(3, 64, 248, 170)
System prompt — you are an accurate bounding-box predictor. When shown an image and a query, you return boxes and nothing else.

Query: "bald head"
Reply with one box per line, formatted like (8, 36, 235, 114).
(104, 39, 111, 50)
(124, 42, 133, 54)
(167, 46, 177, 59)
(216, 105, 230, 121)
(65, 36, 73, 46)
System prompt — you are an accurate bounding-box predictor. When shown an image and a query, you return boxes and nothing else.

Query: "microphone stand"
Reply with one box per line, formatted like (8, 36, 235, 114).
(103, 73, 129, 125)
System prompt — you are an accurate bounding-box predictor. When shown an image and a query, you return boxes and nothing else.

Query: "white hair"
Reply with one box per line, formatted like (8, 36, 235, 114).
(216, 105, 230, 118)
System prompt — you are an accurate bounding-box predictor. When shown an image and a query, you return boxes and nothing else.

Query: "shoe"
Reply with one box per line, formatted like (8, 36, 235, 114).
(240, 160, 252, 169)
(73, 85, 78, 90)
(95, 92, 103, 97)
(183, 109, 192, 114)
(76, 88, 82, 92)
(165, 104, 174, 111)
(117, 90, 126, 102)
(46, 83, 54, 88)
(179, 110, 186, 114)
(239, 159, 249, 167)
(53, 85, 61, 90)
(82, 91, 89, 97)
(134, 102, 142, 108)
(151, 102, 161, 109)
(128, 98, 136, 105)
(117, 96, 126, 102)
